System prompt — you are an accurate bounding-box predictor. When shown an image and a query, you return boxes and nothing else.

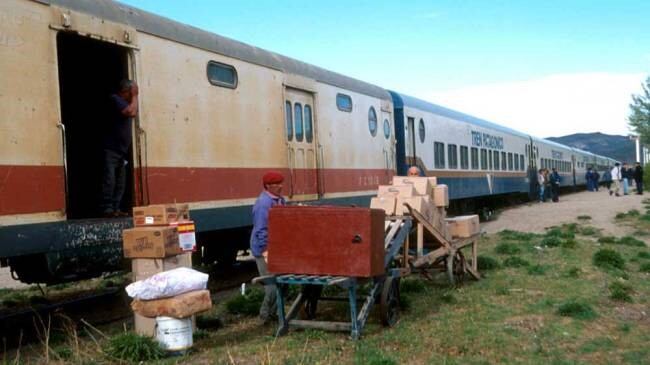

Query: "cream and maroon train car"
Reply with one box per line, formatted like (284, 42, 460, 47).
(0, 0, 394, 283)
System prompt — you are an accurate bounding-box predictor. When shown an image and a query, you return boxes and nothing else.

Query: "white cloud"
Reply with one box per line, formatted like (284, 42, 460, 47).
(427, 72, 646, 138)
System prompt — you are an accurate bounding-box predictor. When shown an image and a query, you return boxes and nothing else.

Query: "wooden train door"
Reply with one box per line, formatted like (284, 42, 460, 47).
(284, 88, 319, 200)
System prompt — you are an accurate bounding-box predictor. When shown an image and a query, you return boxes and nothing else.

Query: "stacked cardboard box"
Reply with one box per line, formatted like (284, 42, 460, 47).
(122, 203, 203, 336)
(371, 176, 450, 239)
(445, 215, 480, 238)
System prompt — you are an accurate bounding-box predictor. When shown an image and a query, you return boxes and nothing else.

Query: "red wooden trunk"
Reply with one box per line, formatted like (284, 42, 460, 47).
(267, 206, 386, 277)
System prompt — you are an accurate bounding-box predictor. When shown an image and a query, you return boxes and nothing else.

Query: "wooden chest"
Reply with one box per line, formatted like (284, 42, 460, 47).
(267, 206, 386, 277)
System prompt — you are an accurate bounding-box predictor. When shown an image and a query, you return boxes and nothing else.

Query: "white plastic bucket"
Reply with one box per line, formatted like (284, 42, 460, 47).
(155, 316, 193, 352)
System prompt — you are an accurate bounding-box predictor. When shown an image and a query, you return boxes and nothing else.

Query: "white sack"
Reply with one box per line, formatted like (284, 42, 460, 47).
(126, 267, 209, 300)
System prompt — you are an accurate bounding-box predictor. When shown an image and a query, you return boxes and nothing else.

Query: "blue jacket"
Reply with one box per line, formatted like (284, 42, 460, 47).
(250, 191, 285, 257)
(551, 171, 561, 185)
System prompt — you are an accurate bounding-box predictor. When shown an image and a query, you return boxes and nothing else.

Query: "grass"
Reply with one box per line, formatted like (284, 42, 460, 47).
(578, 226, 599, 236)
(495, 242, 521, 255)
(640, 263, 650, 273)
(556, 300, 597, 320)
(597, 236, 617, 244)
(593, 249, 625, 270)
(103, 332, 165, 363)
(502, 256, 530, 268)
(617, 236, 646, 247)
(577, 215, 592, 220)
(225, 288, 264, 316)
(609, 282, 634, 302)
(476, 255, 500, 270)
(639, 251, 650, 259)
(527, 264, 549, 275)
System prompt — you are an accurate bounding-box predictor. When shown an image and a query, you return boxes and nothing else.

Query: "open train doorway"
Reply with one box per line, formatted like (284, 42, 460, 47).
(56, 32, 133, 219)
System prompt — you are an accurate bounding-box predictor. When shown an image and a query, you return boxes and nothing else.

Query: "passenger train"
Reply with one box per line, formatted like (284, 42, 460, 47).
(0, 0, 617, 283)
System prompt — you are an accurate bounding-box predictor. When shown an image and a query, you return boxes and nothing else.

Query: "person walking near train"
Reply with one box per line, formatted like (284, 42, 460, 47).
(622, 163, 631, 195)
(603, 168, 612, 191)
(609, 163, 622, 197)
(537, 169, 545, 202)
(250, 171, 286, 324)
(634, 162, 644, 195)
(593, 169, 600, 191)
(101, 80, 138, 217)
(585, 167, 595, 191)
(550, 167, 561, 202)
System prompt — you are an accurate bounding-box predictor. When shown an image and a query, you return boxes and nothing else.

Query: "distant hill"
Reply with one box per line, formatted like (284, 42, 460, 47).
(546, 132, 636, 163)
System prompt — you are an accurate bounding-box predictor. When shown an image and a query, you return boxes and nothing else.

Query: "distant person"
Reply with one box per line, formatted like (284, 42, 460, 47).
(609, 163, 622, 197)
(550, 168, 561, 202)
(622, 163, 631, 195)
(250, 171, 286, 324)
(101, 80, 138, 217)
(634, 162, 644, 195)
(602, 168, 612, 191)
(543, 169, 551, 201)
(585, 167, 594, 191)
(593, 170, 600, 191)
(537, 169, 545, 202)
(407, 166, 422, 177)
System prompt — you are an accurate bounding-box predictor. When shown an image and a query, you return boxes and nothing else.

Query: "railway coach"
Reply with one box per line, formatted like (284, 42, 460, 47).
(0, 0, 395, 283)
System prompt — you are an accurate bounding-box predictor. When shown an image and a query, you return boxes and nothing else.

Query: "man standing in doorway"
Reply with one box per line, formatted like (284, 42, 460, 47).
(250, 171, 286, 324)
(101, 80, 138, 217)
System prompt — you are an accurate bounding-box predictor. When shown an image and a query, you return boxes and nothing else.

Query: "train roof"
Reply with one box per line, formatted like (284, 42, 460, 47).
(389, 91, 531, 139)
(40, 0, 391, 101)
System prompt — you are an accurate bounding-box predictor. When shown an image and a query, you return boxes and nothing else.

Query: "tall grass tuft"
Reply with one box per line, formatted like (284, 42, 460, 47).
(503, 256, 530, 268)
(225, 288, 265, 316)
(556, 300, 597, 320)
(609, 282, 634, 302)
(104, 332, 165, 363)
(477, 255, 500, 271)
(593, 249, 625, 270)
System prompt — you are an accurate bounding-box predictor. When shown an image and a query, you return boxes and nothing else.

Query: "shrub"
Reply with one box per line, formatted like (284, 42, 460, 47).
(618, 236, 646, 247)
(225, 288, 265, 315)
(561, 239, 578, 249)
(565, 267, 581, 278)
(104, 332, 165, 363)
(579, 226, 598, 236)
(615, 212, 627, 219)
(639, 214, 650, 222)
(577, 215, 591, 220)
(638, 251, 650, 259)
(527, 264, 548, 275)
(593, 249, 625, 270)
(495, 242, 521, 255)
(598, 236, 617, 244)
(545, 227, 563, 237)
(477, 255, 500, 270)
(556, 300, 597, 320)
(499, 230, 537, 241)
(640, 263, 650, 273)
(609, 282, 633, 302)
(541, 236, 562, 247)
(627, 209, 641, 216)
(503, 256, 530, 268)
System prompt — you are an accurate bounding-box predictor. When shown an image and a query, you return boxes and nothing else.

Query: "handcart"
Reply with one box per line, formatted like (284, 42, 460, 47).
(253, 217, 412, 340)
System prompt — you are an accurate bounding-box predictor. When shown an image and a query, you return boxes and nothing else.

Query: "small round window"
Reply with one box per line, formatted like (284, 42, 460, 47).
(368, 107, 378, 137)
(383, 119, 391, 139)
(418, 118, 425, 143)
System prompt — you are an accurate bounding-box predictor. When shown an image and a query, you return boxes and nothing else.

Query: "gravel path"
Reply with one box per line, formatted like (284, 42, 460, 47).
(483, 189, 646, 238)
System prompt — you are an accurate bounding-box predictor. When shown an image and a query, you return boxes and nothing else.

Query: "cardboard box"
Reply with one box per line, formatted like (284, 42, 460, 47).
(170, 221, 197, 252)
(430, 206, 447, 232)
(370, 196, 397, 216)
(131, 253, 193, 281)
(122, 226, 182, 258)
(446, 215, 480, 238)
(427, 177, 437, 187)
(131, 290, 212, 318)
(433, 184, 449, 207)
(133, 204, 190, 226)
(377, 184, 415, 198)
(396, 196, 433, 222)
(392, 176, 432, 197)
(268, 206, 385, 277)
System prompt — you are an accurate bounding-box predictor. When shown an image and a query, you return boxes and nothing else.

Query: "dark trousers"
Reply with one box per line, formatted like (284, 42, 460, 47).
(101, 149, 127, 214)
(636, 179, 643, 194)
(551, 184, 560, 202)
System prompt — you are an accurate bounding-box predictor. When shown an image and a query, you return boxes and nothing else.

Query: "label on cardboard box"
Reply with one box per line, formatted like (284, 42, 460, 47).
(377, 184, 415, 198)
(172, 221, 197, 251)
(133, 204, 190, 226)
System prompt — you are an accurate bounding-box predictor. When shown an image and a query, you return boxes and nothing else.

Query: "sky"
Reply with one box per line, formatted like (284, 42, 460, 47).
(118, 0, 650, 138)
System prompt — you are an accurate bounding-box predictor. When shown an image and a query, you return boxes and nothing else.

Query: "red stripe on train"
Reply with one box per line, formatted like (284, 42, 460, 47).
(0, 165, 65, 215)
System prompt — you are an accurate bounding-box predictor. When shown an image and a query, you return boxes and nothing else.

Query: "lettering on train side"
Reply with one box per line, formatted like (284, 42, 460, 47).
(471, 131, 504, 150)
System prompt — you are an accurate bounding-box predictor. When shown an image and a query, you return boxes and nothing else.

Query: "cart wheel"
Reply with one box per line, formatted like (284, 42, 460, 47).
(446, 251, 466, 285)
(380, 276, 400, 327)
(301, 285, 321, 320)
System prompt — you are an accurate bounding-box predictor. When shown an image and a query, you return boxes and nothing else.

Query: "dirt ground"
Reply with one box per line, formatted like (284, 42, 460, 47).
(483, 189, 646, 237)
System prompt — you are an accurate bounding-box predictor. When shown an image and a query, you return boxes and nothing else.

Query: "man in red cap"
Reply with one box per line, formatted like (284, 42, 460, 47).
(250, 171, 286, 324)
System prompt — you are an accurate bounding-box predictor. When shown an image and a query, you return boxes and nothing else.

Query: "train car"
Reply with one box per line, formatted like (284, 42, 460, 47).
(533, 138, 576, 187)
(0, 0, 394, 283)
(389, 92, 536, 201)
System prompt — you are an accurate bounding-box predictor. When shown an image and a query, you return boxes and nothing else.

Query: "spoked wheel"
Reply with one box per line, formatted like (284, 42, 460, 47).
(380, 276, 400, 327)
(301, 285, 321, 320)
(446, 251, 466, 286)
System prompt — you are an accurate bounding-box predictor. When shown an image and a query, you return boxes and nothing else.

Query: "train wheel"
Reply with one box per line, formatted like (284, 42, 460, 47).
(380, 276, 400, 327)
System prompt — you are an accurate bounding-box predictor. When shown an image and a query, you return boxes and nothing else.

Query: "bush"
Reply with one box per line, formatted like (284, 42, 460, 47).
(593, 249, 625, 270)
(477, 255, 500, 271)
(579, 226, 598, 236)
(495, 242, 521, 255)
(577, 215, 591, 220)
(104, 332, 165, 363)
(527, 264, 548, 275)
(561, 239, 578, 249)
(609, 282, 633, 302)
(618, 236, 646, 247)
(556, 300, 597, 320)
(640, 263, 650, 273)
(638, 251, 650, 259)
(598, 236, 617, 244)
(225, 288, 265, 316)
(541, 236, 562, 248)
(503, 256, 530, 268)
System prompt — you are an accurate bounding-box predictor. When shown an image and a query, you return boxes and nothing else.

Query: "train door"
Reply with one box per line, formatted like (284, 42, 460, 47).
(381, 110, 395, 172)
(406, 117, 416, 166)
(56, 32, 133, 219)
(284, 87, 319, 200)
(526, 139, 538, 199)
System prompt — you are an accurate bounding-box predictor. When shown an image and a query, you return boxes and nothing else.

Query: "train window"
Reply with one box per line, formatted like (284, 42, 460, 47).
(501, 152, 507, 170)
(383, 119, 391, 139)
(448, 144, 458, 169)
(368, 107, 378, 137)
(418, 119, 425, 143)
(493, 151, 500, 170)
(434, 142, 445, 168)
(520, 155, 525, 171)
(471, 147, 479, 170)
(460, 146, 469, 169)
(336, 93, 352, 112)
(207, 61, 238, 88)
(480, 149, 488, 170)
(294, 103, 304, 142)
(285, 101, 293, 141)
(304, 105, 313, 143)
(488, 150, 493, 170)
(514, 153, 520, 170)
(508, 152, 513, 171)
